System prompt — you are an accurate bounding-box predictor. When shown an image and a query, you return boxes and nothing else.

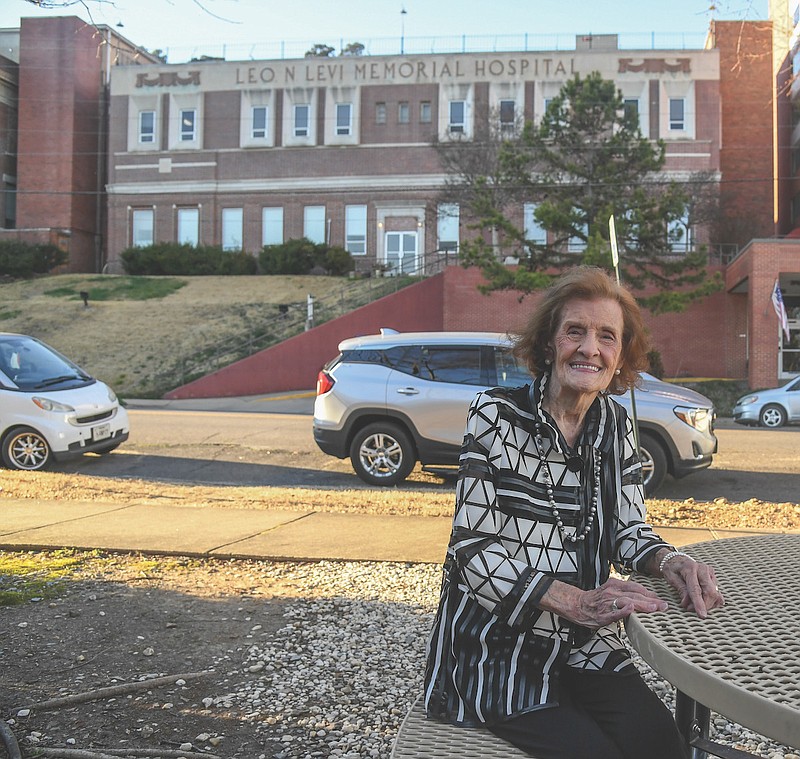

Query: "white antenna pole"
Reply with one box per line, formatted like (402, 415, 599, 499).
(608, 214, 642, 456)
(609, 213, 620, 285)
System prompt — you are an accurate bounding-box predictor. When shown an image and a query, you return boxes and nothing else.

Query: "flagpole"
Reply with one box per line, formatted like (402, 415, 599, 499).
(608, 215, 641, 453)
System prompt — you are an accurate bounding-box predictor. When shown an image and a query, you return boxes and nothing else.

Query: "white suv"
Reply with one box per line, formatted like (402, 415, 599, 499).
(0, 333, 129, 470)
(313, 330, 717, 495)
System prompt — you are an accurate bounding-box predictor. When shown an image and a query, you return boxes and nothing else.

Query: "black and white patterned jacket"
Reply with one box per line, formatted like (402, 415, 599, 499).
(423, 374, 670, 726)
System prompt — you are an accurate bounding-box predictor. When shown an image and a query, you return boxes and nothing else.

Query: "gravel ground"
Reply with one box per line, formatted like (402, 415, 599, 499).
(3, 556, 799, 759)
(2, 471, 799, 758)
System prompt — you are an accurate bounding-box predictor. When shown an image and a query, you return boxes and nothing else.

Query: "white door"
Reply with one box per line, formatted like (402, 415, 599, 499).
(384, 231, 418, 275)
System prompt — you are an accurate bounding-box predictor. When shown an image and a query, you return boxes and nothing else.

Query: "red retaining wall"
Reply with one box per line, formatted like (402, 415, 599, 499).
(166, 264, 742, 399)
(165, 274, 445, 399)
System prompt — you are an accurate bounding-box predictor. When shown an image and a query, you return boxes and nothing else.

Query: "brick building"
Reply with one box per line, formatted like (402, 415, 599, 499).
(105, 36, 724, 273)
(0, 16, 157, 270)
(1, 13, 799, 389)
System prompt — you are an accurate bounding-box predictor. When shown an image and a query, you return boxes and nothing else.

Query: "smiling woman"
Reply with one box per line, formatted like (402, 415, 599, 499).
(423, 266, 724, 759)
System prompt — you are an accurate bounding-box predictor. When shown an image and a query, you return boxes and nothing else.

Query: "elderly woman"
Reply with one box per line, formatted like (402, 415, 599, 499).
(424, 266, 723, 759)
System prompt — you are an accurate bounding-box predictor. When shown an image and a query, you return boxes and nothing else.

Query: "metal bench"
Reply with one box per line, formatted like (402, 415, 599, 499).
(391, 695, 531, 758)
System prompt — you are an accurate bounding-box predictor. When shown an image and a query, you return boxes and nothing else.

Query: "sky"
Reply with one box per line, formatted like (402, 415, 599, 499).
(1, 0, 770, 62)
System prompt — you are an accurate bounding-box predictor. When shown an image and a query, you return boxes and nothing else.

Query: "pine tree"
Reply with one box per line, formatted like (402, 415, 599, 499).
(438, 72, 721, 312)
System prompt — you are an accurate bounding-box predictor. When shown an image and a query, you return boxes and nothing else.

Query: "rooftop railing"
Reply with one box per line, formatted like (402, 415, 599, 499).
(158, 31, 709, 65)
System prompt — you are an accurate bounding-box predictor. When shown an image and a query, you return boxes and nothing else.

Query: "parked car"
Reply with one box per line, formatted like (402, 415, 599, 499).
(732, 377, 800, 427)
(313, 330, 717, 495)
(0, 333, 129, 471)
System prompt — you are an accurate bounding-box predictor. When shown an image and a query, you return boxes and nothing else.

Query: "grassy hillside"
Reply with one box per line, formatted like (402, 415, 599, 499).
(1, 273, 746, 413)
(0, 274, 391, 398)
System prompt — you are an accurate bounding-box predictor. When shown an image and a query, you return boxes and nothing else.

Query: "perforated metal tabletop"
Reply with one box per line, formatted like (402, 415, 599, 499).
(625, 534, 800, 751)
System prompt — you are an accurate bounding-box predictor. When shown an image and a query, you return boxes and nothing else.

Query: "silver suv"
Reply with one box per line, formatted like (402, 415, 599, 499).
(313, 330, 717, 495)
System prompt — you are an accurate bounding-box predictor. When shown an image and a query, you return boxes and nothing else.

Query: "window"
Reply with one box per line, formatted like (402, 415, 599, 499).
(336, 103, 352, 135)
(262, 207, 284, 247)
(494, 348, 531, 388)
(252, 106, 268, 139)
(499, 100, 515, 131)
(623, 98, 639, 124)
(304, 205, 326, 244)
(668, 214, 692, 253)
(4, 179, 16, 229)
(437, 203, 460, 252)
(180, 109, 196, 141)
(449, 101, 466, 133)
(568, 223, 588, 253)
(393, 346, 484, 385)
(420, 101, 432, 123)
(523, 203, 546, 245)
(345, 205, 367, 255)
(375, 102, 387, 124)
(177, 207, 199, 246)
(793, 193, 800, 228)
(398, 101, 410, 124)
(669, 98, 685, 131)
(221, 208, 243, 251)
(294, 104, 310, 137)
(132, 209, 154, 247)
(139, 110, 156, 144)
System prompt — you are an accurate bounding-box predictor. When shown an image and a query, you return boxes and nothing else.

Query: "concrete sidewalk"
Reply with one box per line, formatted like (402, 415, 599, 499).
(0, 497, 785, 563)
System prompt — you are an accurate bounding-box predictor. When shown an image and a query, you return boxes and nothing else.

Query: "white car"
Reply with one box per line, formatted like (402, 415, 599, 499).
(0, 333, 129, 470)
(313, 331, 718, 495)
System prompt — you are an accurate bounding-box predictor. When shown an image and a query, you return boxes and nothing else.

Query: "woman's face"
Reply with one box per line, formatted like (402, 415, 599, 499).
(547, 297, 625, 401)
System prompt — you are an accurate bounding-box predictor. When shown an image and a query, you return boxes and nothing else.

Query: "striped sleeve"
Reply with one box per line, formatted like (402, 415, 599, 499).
(449, 392, 555, 630)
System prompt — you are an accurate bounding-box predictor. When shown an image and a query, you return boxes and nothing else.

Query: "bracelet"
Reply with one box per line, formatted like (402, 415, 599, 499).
(658, 550, 695, 574)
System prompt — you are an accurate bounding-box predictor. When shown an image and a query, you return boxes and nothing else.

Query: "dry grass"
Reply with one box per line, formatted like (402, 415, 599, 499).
(0, 274, 375, 397)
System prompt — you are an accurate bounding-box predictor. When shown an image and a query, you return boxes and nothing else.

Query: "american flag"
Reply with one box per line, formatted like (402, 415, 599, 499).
(771, 279, 790, 342)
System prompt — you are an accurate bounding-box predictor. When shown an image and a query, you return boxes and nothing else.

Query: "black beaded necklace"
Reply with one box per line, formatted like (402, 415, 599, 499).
(533, 421, 601, 543)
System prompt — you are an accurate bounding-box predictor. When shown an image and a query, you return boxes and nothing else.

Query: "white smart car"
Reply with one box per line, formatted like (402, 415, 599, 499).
(0, 333, 129, 470)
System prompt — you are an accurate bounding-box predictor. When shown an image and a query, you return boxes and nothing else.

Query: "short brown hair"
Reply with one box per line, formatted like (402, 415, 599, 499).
(511, 266, 650, 394)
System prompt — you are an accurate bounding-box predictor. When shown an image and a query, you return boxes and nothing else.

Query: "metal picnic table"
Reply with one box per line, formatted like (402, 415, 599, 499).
(625, 533, 800, 759)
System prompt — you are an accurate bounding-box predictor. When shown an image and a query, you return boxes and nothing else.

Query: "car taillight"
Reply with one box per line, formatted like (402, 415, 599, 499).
(316, 371, 335, 395)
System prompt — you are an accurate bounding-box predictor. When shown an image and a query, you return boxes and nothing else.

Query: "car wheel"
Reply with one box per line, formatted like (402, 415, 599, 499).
(638, 431, 667, 496)
(759, 404, 787, 428)
(349, 422, 415, 486)
(2, 426, 53, 471)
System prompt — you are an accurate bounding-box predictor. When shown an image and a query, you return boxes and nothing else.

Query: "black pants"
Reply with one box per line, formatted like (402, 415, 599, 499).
(487, 668, 690, 759)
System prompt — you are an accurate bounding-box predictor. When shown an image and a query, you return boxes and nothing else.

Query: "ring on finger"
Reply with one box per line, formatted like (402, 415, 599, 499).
(612, 599, 619, 611)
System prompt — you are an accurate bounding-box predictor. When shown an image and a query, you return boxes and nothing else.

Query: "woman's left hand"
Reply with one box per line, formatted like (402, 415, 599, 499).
(660, 555, 725, 619)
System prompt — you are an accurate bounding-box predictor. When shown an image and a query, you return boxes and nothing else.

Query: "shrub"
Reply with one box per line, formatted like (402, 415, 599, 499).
(217, 250, 259, 275)
(646, 349, 665, 379)
(120, 243, 256, 275)
(259, 238, 354, 276)
(0, 240, 68, 278)
(259, 238, 317, 275)
(322, 245, 355, 276)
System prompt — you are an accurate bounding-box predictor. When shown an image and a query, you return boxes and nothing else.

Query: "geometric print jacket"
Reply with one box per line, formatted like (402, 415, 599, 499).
(424, 375, 671, 726)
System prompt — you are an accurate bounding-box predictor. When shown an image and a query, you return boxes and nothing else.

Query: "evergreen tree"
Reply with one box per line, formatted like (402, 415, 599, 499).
(438, 72, 721, 312)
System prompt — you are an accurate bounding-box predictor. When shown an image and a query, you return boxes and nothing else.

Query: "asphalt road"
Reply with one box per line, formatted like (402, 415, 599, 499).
(54, 404, 800, 503)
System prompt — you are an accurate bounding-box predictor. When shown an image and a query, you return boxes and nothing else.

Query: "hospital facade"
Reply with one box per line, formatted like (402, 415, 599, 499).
(1, 13, 799, 388)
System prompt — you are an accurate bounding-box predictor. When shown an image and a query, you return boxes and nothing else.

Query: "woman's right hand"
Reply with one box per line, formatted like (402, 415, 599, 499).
(539, 577, 667, 628)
